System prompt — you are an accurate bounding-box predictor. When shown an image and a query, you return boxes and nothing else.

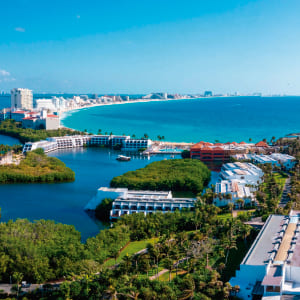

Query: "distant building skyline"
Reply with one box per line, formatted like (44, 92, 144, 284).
(1, 0, 300, 94)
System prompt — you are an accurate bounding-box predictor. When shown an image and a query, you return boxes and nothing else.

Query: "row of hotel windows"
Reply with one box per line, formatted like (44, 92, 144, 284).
(113, 205, 193, 211)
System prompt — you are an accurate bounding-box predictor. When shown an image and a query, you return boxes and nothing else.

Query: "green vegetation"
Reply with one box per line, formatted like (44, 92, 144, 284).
(0, 203, 254, 299)
(0, 149, 75, 183)
(0, 144, 22, 155)
(110, 159, 211, 194)
(256, 164, 287, 217)
(95, 198, 114, 221)
(103, 237, 158, 267)
(0, 119, 83, 144)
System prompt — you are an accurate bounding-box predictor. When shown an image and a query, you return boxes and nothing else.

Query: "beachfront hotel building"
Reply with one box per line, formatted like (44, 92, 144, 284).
(213, 179, 255, 208)
(11, 88, 33, 110)
(84, 187, 195, 218)
(22, 135, 152, 153)
(190, 141, 274, 163)
(230, 211, 300, 299)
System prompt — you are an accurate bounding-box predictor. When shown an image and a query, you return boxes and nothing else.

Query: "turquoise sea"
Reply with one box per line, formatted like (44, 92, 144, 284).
(62, 96, 300, 143)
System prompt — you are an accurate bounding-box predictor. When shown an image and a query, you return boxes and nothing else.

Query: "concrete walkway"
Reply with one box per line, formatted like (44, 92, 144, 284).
(149, 269, 169, 280)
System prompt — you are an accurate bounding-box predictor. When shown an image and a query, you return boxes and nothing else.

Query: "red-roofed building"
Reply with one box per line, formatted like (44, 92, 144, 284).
(255, 141, 269, 147)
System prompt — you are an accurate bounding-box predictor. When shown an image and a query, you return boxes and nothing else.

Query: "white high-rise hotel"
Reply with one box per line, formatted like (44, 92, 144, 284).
(11, 88, 33, 110)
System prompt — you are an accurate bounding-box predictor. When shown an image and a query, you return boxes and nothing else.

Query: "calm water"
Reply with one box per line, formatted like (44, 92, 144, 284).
(62, 96, 300, 143)
(0, 147, 176, 240)
(0, 135, 20, 146)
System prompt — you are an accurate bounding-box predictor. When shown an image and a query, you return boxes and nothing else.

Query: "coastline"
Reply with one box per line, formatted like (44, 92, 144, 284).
(59, 97, 199, 122)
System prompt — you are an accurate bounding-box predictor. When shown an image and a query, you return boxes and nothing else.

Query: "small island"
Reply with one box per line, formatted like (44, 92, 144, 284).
(0, 148, 75, 183)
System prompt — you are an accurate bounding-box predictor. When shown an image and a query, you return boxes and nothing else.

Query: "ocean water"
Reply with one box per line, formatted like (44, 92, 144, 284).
(62, 97, 300, 143)
(0, 147, 176, 240)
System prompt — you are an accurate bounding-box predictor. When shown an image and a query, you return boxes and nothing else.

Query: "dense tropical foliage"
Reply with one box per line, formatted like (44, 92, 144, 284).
(0, 203, 254, 299)
(0, 149, 75, 183)
(110, 159, 211, 194)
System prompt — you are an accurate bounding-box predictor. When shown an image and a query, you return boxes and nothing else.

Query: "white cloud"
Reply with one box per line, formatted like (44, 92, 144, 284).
(0, 69, 10, 76)
(15, 27, 25, 32)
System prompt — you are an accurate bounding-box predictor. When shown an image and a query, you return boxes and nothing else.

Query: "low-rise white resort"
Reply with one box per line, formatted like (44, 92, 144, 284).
(213, 162, 264, 208)
(85, 187, 195, 219)
(230, 211, 300, 300)
(22, 135, 152, 153)
(232, 153, 296, 171)
(213, 179, 255, 207)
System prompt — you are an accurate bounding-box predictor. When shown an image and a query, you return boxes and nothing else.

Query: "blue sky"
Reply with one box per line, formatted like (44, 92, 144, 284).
(0, 0, 300, 94)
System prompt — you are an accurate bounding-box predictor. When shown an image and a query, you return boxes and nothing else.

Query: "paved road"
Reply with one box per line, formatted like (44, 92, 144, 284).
(279, 176, 291, 208)
(0, 283, 40, 295)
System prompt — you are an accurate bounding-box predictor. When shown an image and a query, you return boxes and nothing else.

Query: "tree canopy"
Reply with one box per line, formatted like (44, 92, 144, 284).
(110, 159, 211, 194)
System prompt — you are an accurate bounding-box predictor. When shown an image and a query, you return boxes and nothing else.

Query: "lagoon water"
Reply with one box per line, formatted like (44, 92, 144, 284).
(1, 95, 300, 239)
(62, 96, 300, 143)
(0, 147, 175, 240)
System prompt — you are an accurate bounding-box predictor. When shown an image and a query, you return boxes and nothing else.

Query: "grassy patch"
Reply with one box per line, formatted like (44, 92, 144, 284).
(104, 237, 158, 267)
(159, 269, 187, 281)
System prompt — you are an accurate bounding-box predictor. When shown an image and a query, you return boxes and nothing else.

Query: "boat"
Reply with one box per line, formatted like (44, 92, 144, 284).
(116, 155, 131, 161)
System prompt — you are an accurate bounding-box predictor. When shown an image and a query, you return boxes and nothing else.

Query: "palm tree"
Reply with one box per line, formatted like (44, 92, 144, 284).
(97, 129, 102, 135)
(236, 198, 244, 210)
(122, 254, 132, 275)
(13, 272, 23, 298)
(228, 202, 234, 217)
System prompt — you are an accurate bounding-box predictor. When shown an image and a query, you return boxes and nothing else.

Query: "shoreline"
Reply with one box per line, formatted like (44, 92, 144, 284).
(59, 97, 202, 121)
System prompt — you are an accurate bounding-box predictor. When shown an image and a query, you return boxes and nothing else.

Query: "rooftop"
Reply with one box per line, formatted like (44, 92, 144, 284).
(242, 215, 285, 266)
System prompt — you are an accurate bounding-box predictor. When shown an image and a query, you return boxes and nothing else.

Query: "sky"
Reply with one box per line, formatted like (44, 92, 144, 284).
(0, 0, 300, 94)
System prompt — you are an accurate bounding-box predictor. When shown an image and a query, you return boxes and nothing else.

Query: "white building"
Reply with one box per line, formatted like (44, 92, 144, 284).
(270, 153, 296, 170)
(221, 162, 264, 186)
(122, 138, 152, 151)
(23, 140, 58, 153)
(11, 88, 33, 110)
(230, 212, 300, 299)
(213, 179, 255, 208)
(251, 154, 278, 166)
(35, 99, 56, 111)
(22, 135, 152, 153)
(84, 187, 195, 218)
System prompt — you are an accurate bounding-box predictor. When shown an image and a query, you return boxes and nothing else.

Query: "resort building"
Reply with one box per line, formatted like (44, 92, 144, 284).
(22, 140, 58, 153)
(251, 154, 279, 166)
(213, 179, 255, 208)
(233, 154, 297, 171)
(220, 162, 264, 186)
(84, 187, 195, 218)
(190, 141, 275, 163)
(23, 135, 152, 153)
(11, 88, 33, 110)
(11, 110, 30, 122)
(0, 108, 11, 121)
(270, 153, 296, 170)
(122, 138, 152, 151)
(230, 212, 300, 299)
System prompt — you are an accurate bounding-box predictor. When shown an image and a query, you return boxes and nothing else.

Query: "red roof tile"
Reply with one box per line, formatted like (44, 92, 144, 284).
(255, 141, 269, 147)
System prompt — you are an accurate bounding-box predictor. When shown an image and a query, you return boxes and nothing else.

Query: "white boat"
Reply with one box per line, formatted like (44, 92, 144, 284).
(116, 155, 131, 161)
